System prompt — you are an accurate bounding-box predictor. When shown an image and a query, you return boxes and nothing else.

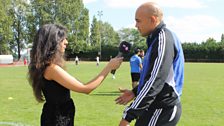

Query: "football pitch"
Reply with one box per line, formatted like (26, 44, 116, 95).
(0, 62, 223, 126)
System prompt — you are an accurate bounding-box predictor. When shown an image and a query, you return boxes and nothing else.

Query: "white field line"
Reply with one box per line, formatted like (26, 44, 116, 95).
(0, 122, 32, 126)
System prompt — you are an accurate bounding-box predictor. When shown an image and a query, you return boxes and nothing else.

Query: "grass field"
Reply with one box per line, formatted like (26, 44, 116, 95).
(0, 62, 224, 126)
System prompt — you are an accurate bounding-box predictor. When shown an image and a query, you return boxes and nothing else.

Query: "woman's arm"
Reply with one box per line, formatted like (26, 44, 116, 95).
(44, 57, 123, 94)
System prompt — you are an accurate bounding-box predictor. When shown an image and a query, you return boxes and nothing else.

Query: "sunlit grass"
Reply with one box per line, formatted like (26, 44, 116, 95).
(0, 62, 223, 126)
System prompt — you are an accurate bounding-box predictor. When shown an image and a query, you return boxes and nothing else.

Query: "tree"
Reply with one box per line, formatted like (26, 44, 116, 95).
(29, 0, 57, 27)
(90, 16, 100, 47)
(77, 8, 89, 44)
(28, 0, 89, 55)
(182, 36, 224, 62)
(25, 5, 36, 44)
(118, 28, 146, 50)
(0, 0, 13, 55)
(67, 7, 90, 54)
(11, 0, 29, 60)
(221, 34, 224, 43)
(100, 21, 120, 46)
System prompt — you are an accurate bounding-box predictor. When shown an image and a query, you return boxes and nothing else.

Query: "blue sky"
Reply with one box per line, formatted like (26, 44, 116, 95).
(83, 0, 224, 43)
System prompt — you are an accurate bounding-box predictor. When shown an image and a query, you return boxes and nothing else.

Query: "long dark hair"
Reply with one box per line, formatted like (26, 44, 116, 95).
(28, 24, 67, 102)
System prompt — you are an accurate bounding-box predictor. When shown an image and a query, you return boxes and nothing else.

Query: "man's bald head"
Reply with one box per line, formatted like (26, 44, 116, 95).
(135, 2, 163, 37)
(137, 2, 163, 22)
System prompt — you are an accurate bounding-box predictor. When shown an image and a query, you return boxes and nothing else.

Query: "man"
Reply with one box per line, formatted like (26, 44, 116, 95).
(116, 2, 184, 126)
(130, 48, 143, 88)
(139, 49, 145, 62)
(75, 56, 79, 65)
(96, 56, 100, 66)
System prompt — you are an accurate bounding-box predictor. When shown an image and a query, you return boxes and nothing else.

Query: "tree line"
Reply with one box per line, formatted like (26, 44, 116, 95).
(0, 0, 223, 62)
(183, 36, 224, 62)
(0, 0, 143, 61)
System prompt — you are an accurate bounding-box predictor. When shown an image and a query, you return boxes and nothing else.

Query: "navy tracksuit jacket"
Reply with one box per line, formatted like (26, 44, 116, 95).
(123, 21, 185, 122)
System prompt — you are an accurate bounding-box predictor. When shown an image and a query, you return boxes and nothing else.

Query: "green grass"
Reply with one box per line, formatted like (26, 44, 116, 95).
(0, 62, 224, 126)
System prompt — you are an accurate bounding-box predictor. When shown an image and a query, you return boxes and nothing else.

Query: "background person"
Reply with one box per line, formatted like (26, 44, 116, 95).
(75, 56, 79, 65)
(139, 49, 145, 62)
(28, 24, 123, 126)
(130, 48, 143, 88)
(96, 56, 100, 66)
(110, 55, 116, 79)
(24, 58, 27, 66)
(116, 2, 184, 126)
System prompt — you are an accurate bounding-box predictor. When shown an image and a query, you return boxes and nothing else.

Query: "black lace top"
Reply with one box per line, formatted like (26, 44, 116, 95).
(42, 78, 71, 104)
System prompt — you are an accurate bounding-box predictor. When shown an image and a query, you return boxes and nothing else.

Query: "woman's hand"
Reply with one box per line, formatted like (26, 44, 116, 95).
(108, 57, 123, 70)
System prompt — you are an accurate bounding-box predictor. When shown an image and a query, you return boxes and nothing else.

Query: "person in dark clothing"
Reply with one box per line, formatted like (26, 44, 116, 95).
(28, 24, 123, 126)
(116, 2, 184, 126)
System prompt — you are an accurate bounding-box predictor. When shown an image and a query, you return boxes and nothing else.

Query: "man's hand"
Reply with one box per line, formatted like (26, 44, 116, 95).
(119, 119, 130, 126)
(115, 88, 135, 105)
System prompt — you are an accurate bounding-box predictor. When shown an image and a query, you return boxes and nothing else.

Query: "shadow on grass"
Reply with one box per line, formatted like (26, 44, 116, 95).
(91, 91, 121, 96)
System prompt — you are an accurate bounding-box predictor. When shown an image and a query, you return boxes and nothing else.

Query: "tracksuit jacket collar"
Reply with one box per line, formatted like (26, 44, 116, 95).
(146, 21, 166, 48)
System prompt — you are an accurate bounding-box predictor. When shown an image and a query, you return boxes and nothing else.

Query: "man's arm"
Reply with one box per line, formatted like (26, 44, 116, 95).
(122, 30, 175, 122)
(138, 57, 143, 70)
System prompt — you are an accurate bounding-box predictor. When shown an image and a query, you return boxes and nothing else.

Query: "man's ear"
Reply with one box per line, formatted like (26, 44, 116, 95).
(150, 16, 158, 26)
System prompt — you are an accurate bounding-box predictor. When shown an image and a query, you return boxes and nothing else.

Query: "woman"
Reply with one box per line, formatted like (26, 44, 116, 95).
(28, 24, 123, 126)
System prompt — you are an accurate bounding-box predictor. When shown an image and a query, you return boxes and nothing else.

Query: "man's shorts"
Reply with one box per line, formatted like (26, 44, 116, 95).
(135, 102, 182, 126)
(131, 73, 140, 82)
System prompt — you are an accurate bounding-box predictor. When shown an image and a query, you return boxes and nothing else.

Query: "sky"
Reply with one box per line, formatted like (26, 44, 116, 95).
(83, 0, 224, 43)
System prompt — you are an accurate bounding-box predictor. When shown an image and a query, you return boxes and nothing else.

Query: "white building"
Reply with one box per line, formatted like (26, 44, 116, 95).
(0, 55, 13, 64)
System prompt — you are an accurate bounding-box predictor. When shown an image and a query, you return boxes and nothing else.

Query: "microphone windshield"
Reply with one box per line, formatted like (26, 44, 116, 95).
(119, 41, 131, 54)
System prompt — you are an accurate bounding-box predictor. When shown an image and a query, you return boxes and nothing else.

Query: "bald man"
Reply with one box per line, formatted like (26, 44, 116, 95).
(116, 2, 184, 126)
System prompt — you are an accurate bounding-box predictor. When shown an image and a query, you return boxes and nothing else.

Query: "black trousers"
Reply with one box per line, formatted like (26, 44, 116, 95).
(135, 102, 182, 126)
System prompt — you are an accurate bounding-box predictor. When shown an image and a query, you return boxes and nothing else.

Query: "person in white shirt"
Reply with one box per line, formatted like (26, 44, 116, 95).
(75, 56, 79, 65)
(96, 56, 100, 66)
